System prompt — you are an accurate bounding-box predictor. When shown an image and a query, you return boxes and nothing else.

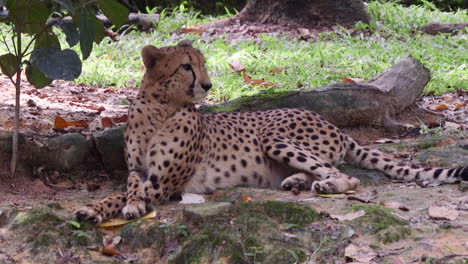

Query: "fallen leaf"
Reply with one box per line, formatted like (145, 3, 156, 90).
(243, 72, 253, 83)
(331, 210, 366, 221)
(453, 103, 466, 110)
(179, 193, 205, 204)
(181, 25, 205, 35)
(229, 60, 246, 73)
(428, 205, 459, 221)
(113, 114, 128, 123)
(101, 117, 114, 128)
(343, 77, 365, 83)
(242, 195, 252, 202)
(243, 72, 277, 87)
(430, 103, 449, 110)
(345, 244, 377, 263)
(99, 211, 157, 228)
(101, 244, 120, 256)
(380, 201, 410, 211)
(54, 116, 89, 129)
(442, 95, 457, 103)
(269, 67, 291, 74)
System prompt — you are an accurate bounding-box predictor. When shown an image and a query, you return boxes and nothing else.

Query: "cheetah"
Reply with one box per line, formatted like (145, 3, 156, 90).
(75, 40, 468, 224)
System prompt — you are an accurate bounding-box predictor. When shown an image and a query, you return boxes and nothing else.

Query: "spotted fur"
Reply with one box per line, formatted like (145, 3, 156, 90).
(75, 41, 468, 224)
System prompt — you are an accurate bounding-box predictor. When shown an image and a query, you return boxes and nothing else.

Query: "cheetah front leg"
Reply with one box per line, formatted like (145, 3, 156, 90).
(74, 193, 127, 224)
(262, 136, 360, 194)
(122, 170, 153, 220)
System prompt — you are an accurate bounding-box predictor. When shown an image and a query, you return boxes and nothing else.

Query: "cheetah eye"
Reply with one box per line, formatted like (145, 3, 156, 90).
(181, 64, 192, 71)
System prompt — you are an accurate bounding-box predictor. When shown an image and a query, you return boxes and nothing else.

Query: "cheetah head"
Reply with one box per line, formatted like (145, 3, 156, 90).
(141, 40, 212, 103)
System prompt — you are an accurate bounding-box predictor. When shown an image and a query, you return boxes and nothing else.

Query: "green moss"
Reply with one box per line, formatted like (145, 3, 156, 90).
(12, 209, 64, 231)
(173, 201, 323, 263)
(351, 204, 410, 244)
(261, 200, 320, 226)
(417, 138, 439, 149)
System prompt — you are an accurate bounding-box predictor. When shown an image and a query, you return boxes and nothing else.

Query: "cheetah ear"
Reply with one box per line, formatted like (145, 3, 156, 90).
(177, 40, 192, 47)
(142, 45, 164, 69)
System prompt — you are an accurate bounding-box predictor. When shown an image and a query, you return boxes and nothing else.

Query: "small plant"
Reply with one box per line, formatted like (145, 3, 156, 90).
(0, 0, 128, 177)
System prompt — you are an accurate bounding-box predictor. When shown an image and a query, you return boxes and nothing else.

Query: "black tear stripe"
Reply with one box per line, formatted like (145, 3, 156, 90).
(184, 65, 196, 96)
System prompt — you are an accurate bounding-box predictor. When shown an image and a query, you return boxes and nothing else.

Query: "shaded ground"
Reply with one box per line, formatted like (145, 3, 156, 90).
(0, 54, 467, 264)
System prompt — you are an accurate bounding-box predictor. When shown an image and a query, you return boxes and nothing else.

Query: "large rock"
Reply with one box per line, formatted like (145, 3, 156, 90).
(183, 202, 233, 224)
(47, 133, 91, 170)
(93, 126, 127, 172)
(201, 54, 430, 130)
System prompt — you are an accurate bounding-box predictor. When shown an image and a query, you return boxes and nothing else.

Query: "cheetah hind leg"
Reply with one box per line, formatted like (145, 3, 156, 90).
(74, 193, 127, 224)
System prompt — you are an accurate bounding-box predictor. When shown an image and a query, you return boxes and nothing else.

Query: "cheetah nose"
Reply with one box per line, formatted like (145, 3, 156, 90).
(201, 82, 212, 91)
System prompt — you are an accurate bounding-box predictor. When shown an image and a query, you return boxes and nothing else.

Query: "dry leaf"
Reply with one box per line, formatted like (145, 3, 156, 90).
(181, 25, 205, 35)
(113, 114, 128, 123)
(269, 67, 291, 74)
(442, 95, 457, 103)
(343, 77, 365, 83)
(243, 72, 277, 87)
(54, 116, 68, 129)
(99, 211, 157, 228)
(54, 116, 89, 129)
(242, 195, 252, 202)
(330, 210, 366, 221)
(243, 72, 253, 83)
(101, 117, 114, 128)
(101, 244, 120, 256)
(229, 60, 246, 73)
(453, 103, 466, 110)
(345, 244, 377, 263)
(428, 205, 459, 221)
(432, 103, 449, 110)
(380, 201, 410, 211)
(179, 193, 205, 204)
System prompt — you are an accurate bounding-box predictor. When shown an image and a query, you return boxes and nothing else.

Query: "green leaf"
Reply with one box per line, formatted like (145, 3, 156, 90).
(30, 46, 82, 80)
(34, 29, 61, 50)
(66, 220, 81, 228)
(52, 0, 75, 12)
(97, 0, 129, 28)
(6, 0, 49, 34)
(92, 15, 105, 44)
(0, 53, 18, 77)
(26, 62, 52, 88)
(59, 20, 79, 47)
(79, 7, 95, 60)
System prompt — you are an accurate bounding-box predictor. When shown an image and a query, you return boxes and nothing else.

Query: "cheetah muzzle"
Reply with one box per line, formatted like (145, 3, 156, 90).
(75, 40, 468, 224)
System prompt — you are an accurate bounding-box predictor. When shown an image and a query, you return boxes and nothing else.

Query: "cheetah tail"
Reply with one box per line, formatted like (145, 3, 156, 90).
(344, 138, 468, 184)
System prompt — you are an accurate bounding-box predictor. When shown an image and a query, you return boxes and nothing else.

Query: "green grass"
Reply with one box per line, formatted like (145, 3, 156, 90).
(2, 1, 467, 100)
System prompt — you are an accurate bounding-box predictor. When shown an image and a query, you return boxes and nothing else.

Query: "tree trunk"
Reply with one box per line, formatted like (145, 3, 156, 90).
(204, 0, 370, 29)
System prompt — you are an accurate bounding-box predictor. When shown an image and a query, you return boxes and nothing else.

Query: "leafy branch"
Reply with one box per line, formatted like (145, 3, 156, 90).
(0, 0, 129, 177)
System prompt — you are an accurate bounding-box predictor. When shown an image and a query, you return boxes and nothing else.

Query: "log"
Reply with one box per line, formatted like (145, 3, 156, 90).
(48, 13, 160, 32)
(419, 23, 468, 35)
(200, 54, 431, 130)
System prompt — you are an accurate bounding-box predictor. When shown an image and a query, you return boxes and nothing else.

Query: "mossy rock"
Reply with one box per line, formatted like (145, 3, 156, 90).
(349, 204, 410, 244)
(93, 126, 127, 171)
(171, 200, 323, 263)
(10, 207, 101, 253)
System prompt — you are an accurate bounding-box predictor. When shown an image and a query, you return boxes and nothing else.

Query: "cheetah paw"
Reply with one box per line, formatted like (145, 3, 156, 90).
(122, 199, 149, 220)
(74, 206, 103, 224)
(312, 177, 360, 194)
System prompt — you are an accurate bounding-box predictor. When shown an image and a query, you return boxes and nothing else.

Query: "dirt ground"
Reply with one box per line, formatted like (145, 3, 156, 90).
(0, 66, 467, 263)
